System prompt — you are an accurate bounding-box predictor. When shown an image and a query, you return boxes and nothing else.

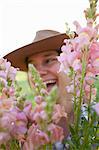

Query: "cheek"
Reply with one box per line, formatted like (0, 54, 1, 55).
(50, 63, 60, 75)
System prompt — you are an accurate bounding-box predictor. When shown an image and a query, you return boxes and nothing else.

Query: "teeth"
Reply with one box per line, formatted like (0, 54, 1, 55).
(44, 80, 56, 84)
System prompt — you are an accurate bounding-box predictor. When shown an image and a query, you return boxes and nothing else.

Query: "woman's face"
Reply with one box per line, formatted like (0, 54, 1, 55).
(28, 50, 73, 127)
(27, 50, 60, 92)
(27, 50, 73, 135)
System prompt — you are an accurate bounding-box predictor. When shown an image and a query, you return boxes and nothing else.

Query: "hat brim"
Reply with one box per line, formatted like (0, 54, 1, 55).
(4, 33, 69, 71)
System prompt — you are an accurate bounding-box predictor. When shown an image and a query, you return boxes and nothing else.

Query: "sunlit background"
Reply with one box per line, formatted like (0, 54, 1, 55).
(0, 0, 98, 57)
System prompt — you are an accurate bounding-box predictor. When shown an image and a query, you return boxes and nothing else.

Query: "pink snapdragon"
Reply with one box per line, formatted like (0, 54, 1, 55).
(58, 19, 99, 103)
(93, 103, 99, 116)
(0, 58, 18, 82)
(88, 42, 99, 75)
(32, 96, 47, 123)
(0, 107, 28, 145)
(52, 104, 67, 123)
(23, 101, 33, 120)
(73, 20, 98, 41)
(58, 45, 81, 74)
(23, 124, 49, 150)
(48, 123, 64, 143)
(0, 98, 16, 111)
(0, 132, 11, 145)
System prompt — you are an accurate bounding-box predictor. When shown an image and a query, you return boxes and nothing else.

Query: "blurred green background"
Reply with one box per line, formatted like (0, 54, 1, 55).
(16, 71, 34, 101)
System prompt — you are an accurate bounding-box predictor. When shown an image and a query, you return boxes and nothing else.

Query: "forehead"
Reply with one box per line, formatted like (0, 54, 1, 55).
(28, 50, 58, 61)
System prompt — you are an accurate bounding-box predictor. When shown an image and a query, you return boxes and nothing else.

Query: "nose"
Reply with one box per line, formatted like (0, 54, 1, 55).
(36, 65, 47, 77)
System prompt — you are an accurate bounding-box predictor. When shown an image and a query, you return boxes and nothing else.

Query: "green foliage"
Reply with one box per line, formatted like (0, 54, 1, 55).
(95, 76, 99, 102)
(85, 0, 98, 21)
(16, 71, 34, 102)
(9, 139, 20, 150)
(28, 64, 46, 96)
(1, 139, 20, 150)
(45, 86, 58, 122)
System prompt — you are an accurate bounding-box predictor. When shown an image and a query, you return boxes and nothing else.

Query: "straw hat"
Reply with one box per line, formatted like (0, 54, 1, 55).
(4, 30, 69, 71)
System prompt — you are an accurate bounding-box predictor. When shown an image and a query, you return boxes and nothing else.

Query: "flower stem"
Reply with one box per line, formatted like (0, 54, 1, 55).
(75, 53, 86, 134)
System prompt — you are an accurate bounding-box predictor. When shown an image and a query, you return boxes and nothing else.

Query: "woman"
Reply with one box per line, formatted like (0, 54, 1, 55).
(4, 29, 73, 149)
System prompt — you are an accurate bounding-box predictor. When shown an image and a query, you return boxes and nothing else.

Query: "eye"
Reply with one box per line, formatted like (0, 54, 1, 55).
(45, 58, 57, 65)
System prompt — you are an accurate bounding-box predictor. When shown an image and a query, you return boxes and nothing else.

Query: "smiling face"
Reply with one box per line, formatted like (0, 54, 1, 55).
(27, 50, 73, 137)
(27, 50, 60, 92)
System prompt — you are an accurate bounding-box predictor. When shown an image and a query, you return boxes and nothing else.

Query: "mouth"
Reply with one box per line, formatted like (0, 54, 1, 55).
(44, 80, 57, 92)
